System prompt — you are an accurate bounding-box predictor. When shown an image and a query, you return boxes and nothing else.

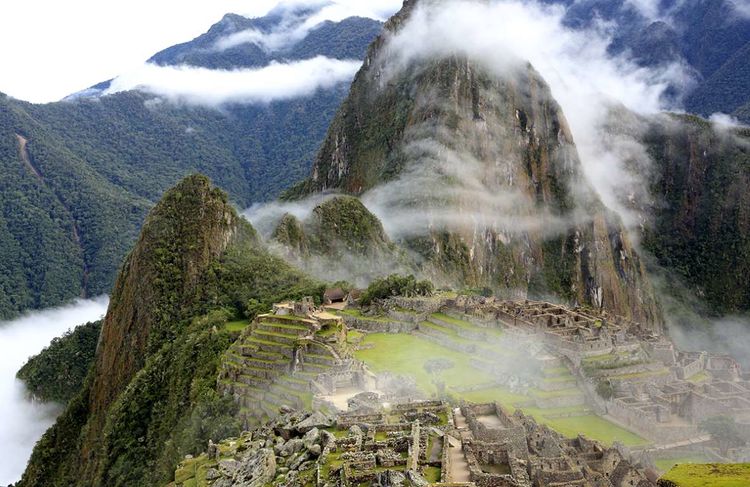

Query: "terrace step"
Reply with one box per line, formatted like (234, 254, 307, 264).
(304, 352, 336, 366)
(256, 321, 310, 335)
(254, 330, 299, 345)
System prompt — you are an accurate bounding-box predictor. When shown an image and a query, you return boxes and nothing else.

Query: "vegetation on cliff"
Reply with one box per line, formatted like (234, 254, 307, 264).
(16, 320, 102, 404)
(19, 175, 324, 487)
(643, 115, 750, 314)
(0, 10, 382, 320)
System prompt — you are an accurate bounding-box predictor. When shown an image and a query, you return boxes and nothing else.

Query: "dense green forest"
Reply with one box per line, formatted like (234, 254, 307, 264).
(17, 320, 102, 404)
(0, 12, 381, 319)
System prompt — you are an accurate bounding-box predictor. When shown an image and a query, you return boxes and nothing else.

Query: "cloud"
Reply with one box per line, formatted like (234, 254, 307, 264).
(104, 56, 361, 106)
(215, 0, 402, 52)
(730, 0, 750, 17)
(0, 297, 109, 485)
(378, 0, 690, 231)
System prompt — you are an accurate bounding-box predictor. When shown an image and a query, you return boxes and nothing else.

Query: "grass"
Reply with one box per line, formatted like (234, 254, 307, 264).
(659, 464, 750, 486)
(355, 333, 494, 395)
(355, 333, 649, 448)
(536, 415, 650, 447)
(423, 466, 441, 483)
(608, 368, 670, 380)
(339, 309, 392, 323)
(687, 371, 711, 383)
(655, 456, 715, 473)
(431, 312, 504, 338)
(225, 320, 248, 332)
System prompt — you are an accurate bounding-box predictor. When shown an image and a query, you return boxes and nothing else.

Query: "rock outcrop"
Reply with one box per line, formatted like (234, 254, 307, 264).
(299, 0, 662, 325)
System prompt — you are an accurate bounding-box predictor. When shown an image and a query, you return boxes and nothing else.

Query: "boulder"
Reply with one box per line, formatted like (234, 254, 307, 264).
(302, 428, 321, 450)
(232, 448, 277, 486)
(296, 411, 334, 432)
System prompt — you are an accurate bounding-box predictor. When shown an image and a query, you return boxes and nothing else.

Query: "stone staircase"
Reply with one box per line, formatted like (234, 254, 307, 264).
(219, 314, 341, 425)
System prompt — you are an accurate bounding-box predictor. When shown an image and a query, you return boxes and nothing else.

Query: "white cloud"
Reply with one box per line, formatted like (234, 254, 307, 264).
(0, 0, 398, 103)
(378, 0, 690, 230)
(730, 0, 750, 17)
(104, 56, 361, 106)
(214, 0, 401, 52)
(0, 297, 109, 485)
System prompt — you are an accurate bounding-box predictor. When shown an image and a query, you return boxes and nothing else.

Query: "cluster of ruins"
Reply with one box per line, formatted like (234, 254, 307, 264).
(217, 292, 750, 479)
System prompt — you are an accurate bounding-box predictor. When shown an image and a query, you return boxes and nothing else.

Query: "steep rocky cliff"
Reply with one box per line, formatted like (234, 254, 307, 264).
(296, 0, 661, 325)
(19, 175, 324, 486)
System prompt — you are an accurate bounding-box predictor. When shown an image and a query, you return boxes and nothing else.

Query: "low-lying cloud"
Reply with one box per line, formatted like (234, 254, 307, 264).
(104, 56, 361, 106)
(0, 297, 108, 485)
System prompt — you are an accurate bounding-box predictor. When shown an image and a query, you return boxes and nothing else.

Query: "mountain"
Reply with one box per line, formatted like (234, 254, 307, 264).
(291, 0, 661, 325)
(0, 9, 382, 320)
(640, 114, 750, 314)
(19, 175, 325, 486)
(544, 0, 750, 122)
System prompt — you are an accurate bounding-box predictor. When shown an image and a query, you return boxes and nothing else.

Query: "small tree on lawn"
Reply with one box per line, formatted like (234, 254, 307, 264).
(699, 416, 746, 456)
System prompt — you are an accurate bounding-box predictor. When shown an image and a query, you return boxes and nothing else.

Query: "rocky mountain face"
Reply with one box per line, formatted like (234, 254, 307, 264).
(0, 10, 382, 320)
(18, 175, 239, 486)
(19, 175, 326, 486)
(297, 0, 661, 325)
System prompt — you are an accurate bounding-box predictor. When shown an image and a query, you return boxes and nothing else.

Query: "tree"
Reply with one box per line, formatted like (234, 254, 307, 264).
(699, 416, 746, 456)
(595, 380, 614, 400)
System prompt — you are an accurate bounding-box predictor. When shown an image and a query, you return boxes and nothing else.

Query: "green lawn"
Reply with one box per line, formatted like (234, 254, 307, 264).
(538, 415, 650, 447)
(355, 333, 494, 394)
(660, 464, 750, 487)
(356, 333, 649, 448)
(655, 456, 715, 473)
(225, 320, 248, 332)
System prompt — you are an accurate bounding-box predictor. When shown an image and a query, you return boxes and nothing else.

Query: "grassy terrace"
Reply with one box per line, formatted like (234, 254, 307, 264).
(659, 464, 750, 486)
(338, 308, 392, 323)
(225, 320, 248, 332)
(356, 333, 649, 447)
(431, 312, 504, 338)
(654, 456, 716, 473)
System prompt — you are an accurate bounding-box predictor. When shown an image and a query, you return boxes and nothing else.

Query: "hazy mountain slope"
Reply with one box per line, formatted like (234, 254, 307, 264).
(0, 96, 151, 317)
(546, 0, 750, 119)
(0, 11, 382, 319)
(642, 115, 750, 314)
(297, 0, 661, 325)
(149, 13, 382, 70)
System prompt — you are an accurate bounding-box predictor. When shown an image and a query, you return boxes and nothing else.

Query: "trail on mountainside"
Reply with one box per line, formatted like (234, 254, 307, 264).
(16, 134, 89, 296)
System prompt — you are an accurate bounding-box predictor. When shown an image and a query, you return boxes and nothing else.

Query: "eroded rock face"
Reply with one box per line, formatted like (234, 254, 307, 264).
(301, 0, 661, 325)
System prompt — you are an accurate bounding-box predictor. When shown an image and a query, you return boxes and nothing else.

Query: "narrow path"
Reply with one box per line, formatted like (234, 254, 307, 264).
(16, 134, 89, 296)
(447, 435, 471, 483)
(643, 435, 711, 452)
(15, 134, 42, 180)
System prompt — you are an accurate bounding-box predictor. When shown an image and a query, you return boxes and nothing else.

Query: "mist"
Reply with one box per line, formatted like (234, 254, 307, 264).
(105, 56, 361, 107)
(215, 0, 402, 52)
(378, 0, 690, 233)
(0, 297, 108, 485)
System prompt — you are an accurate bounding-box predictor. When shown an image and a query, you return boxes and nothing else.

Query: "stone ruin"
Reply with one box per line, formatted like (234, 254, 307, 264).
(450, 402, 657, 487)
(437, 296, 750, 461)
(172, 399, 657, 486)
(218, 298, 375, 428)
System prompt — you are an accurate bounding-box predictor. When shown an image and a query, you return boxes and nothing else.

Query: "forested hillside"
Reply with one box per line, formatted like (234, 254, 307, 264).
(546, 0, 750, 122)
(0, 11, 381, 319)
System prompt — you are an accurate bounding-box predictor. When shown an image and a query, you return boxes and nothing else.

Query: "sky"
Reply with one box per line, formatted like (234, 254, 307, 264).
(0, 0, 399, 103)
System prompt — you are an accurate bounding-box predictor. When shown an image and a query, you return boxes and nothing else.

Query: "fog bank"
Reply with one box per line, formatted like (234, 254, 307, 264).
(0, 297, 108, 485)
